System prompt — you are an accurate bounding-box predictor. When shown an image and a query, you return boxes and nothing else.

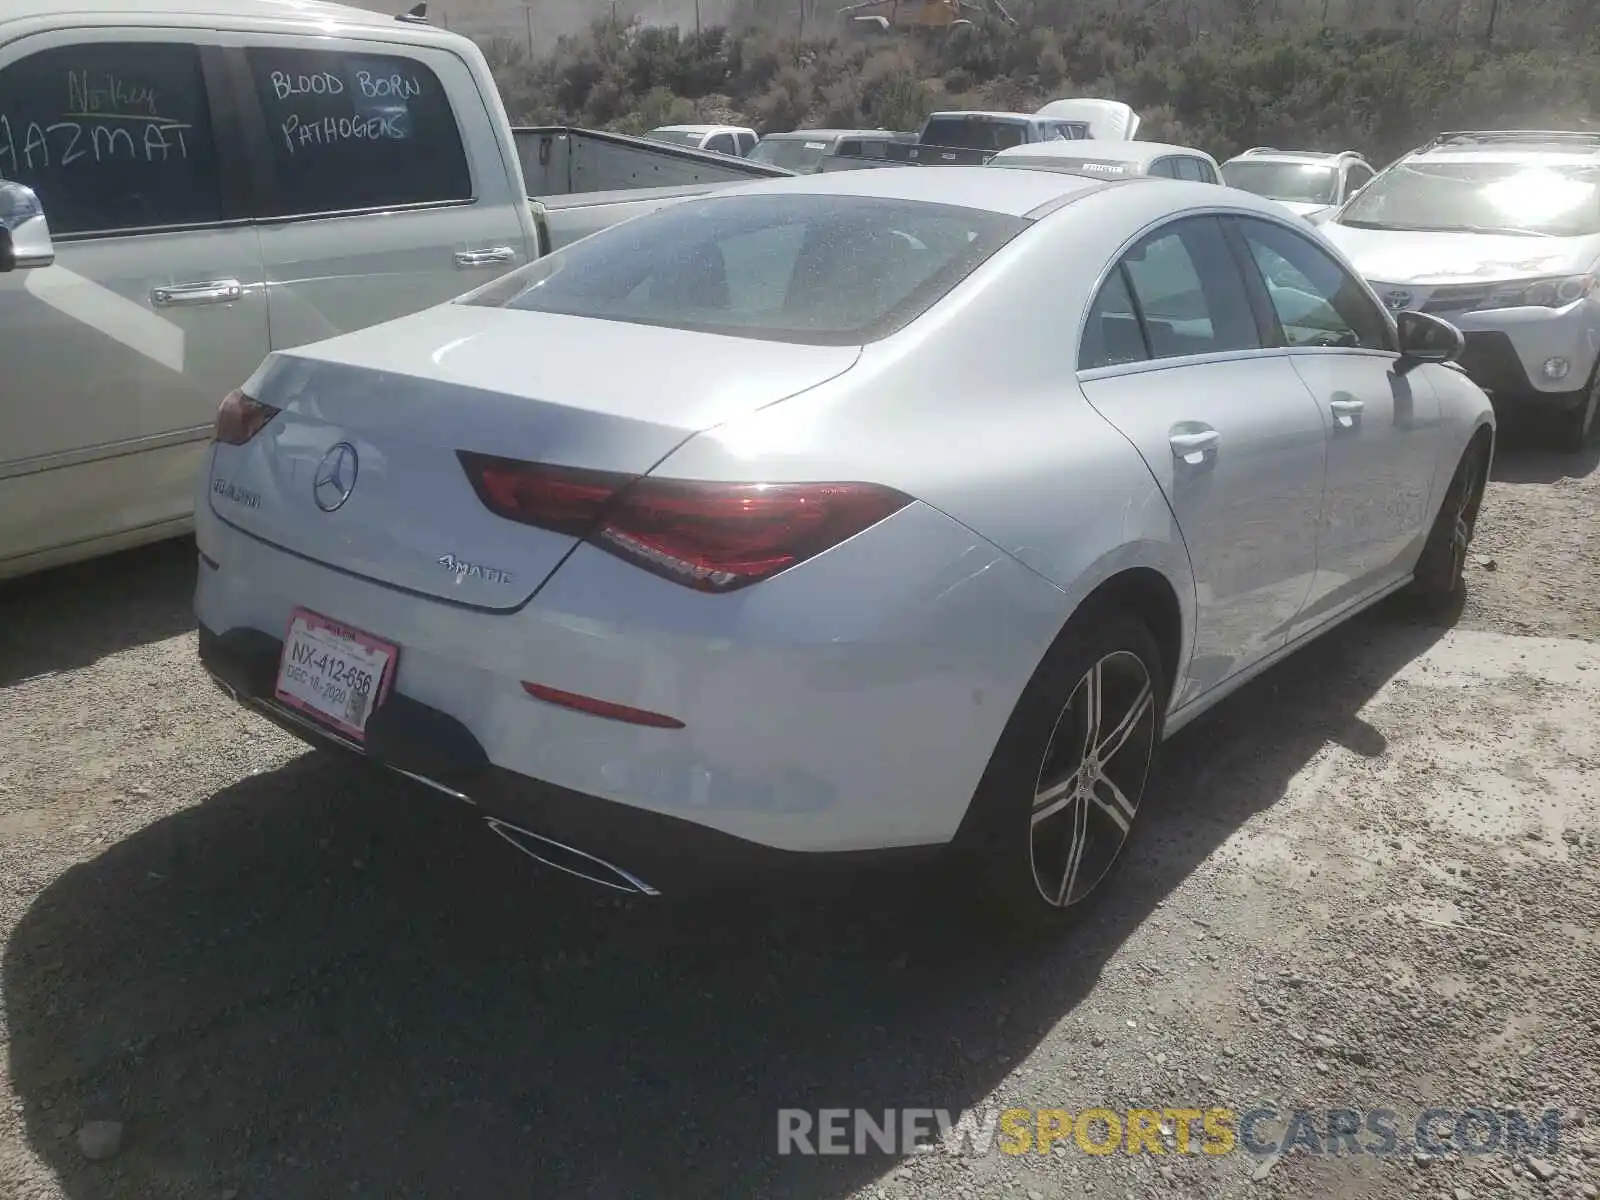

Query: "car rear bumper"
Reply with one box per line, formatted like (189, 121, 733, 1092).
(193, 495, 1070, 861)
(198, 624, 943, 894)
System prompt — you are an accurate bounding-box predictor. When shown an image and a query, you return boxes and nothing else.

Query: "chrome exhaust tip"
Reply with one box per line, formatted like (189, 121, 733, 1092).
(484, 817, 661, 897)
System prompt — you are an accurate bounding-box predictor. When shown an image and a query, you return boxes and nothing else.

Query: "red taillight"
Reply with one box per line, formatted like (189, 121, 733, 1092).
(214, 388, 279, 445)
(457, 452, 629, 537)
(456, 452, 911, 593)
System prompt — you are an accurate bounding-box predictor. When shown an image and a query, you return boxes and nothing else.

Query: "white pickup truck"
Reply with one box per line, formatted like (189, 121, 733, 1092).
(0, 0, 785, 580)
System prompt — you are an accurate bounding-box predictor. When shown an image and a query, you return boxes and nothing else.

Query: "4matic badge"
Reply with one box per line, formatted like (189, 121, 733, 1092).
(437, 553, 514, 586)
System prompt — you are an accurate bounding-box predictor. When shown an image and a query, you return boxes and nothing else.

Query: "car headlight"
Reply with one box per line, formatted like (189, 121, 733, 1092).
(1480, 274, 1595, 310)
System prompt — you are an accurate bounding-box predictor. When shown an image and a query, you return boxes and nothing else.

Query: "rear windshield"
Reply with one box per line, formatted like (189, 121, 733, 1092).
(747, 138, 833, 172)
(921, 117, 1031, 152)
(1221, 161, 1340, 205)
(461, 193, 1028, 346)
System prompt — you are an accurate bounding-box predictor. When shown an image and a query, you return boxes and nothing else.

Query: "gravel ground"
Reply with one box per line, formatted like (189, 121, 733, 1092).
(0, 430, 1595, 1200)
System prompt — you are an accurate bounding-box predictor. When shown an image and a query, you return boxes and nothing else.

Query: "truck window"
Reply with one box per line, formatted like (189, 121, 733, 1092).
(920, 117, 1028, 153)
(0, 42, 224, 236)
(704, 132, 736, 155)
(244, 47, 470, 217)
(1173, 157, 1204, 182)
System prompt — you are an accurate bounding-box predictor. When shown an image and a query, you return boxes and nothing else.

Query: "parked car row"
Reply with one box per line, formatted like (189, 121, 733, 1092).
(0, 0, 1581, 927)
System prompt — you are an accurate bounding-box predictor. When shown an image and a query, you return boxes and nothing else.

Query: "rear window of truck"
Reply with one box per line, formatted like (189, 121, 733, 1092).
(459, 192, 1028, 346)
(244, 47, 471, 216)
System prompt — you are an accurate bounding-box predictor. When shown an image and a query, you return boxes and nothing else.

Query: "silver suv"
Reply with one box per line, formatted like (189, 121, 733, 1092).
(1320, 130, 1600, 450)
(1219, 148, 1376, 221)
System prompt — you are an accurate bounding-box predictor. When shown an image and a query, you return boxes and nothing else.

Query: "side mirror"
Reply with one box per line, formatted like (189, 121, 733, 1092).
(0, 181, 55, 273)
(1396, 310, 1464, 366)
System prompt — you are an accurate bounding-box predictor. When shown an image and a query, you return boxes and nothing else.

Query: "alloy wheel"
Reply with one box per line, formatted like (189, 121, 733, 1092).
(1029, 650, 1158, 908)
(1446, 450, 1485, 585)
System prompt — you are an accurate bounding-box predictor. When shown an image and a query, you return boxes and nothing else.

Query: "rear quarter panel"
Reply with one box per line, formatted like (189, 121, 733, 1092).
(656, 186, 1201, 703)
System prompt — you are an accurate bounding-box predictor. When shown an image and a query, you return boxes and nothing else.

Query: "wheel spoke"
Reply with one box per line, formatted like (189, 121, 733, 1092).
(1032, 785, 1078, 828)
(1094, 681, 1153, 764)
(1056, 792, 1090, 905)
(1082, 659, 1104, 750)
(1088, 773, 1136, 833)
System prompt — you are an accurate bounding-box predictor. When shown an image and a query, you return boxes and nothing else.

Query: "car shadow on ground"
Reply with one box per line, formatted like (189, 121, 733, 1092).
(4, 603, 1453, 1200)
(1487, 419, 1600, 484)
(0, 538, 197, 688)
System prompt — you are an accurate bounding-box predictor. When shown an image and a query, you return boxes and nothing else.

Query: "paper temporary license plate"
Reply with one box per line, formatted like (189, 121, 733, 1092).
(273, 608, 397, 740)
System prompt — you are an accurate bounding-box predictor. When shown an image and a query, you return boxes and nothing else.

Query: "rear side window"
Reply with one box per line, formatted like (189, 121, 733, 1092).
(245, 47, 469, 216)
(1148, 159, 1177, 179)
(1116, 217, 1262, 360)
(0, 42, 223, 235)
(1173, 157, 1204, 182)
(1080, 265, 1149, 370)
(460, 193, 1028, 346)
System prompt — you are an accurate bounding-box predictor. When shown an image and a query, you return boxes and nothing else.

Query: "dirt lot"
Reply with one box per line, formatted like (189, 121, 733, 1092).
(0, 431, 1596, 1200)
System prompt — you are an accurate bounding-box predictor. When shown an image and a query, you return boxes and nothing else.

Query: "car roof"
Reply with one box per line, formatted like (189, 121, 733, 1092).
(761, 129, 892, 140)
(1407, 144, 1600, 166)
(710, 163, 1128, 217)
(653, 124, 751, 135)
(926, 111, 1041, 123)
(1225, 151, 1346, 167)
(0, 0, 395, 26)
(993, 140, 1214, 165)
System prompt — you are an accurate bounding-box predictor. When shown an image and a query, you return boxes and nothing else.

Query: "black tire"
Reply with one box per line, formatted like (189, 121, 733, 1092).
(1405, 433, 1490, 611)
(952, 606, 1167, 934)
(1553, 370, 1600, 454)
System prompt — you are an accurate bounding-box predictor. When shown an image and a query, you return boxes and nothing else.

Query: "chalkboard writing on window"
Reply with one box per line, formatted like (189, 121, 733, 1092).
(246, 48, 471, 217)
(0, 42, 223, 236)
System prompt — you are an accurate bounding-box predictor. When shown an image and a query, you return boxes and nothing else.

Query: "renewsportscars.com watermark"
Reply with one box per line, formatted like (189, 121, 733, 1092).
(777, 1105, 1569, 1159)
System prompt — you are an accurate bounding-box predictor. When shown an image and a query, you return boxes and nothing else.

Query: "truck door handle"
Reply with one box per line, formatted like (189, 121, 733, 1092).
(454, 246, 516, 269)
(1169, 428, 1220, 464)
(1329, 398, 1364, 428)
(150, 279, 243, 308)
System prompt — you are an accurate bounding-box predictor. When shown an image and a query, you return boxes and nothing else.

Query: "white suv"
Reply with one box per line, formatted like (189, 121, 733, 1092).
(1319, 130, 1600, 450)
(1219, 148, 1376, 222)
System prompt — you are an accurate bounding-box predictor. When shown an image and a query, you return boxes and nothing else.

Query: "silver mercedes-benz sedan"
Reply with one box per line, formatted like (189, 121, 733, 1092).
(194, 165, 1494, 931)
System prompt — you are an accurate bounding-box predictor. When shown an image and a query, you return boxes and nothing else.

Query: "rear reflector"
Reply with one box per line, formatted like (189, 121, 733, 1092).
(457, 452, 911, 593)
(214, 388, 280, 445)
(522, 682, 685, 729)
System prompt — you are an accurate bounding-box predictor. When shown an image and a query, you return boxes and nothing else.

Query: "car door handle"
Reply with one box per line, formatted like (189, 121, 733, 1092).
(149, 279, 243, 308)
(1169, 428, 1220, 464)
(454, 246, 516, 269)
(1329, 398, 1365, 428)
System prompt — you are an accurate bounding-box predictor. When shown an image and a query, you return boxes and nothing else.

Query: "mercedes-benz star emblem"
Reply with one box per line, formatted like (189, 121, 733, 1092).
(313, 442, 359, 513)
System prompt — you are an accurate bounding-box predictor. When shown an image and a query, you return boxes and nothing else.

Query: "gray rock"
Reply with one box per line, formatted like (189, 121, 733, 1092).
(75, 1121, 123, 1161)
(1525, 1157, 1557, 1181)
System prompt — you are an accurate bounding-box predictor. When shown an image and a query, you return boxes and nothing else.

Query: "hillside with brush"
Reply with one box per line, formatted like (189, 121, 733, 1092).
(481, 1, 1600, 162)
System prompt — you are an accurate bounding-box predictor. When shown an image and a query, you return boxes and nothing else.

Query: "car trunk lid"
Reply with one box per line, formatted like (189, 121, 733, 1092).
(208, 304, 861, 610)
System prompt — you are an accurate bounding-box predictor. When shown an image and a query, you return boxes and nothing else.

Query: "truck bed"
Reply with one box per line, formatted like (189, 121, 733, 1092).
(515, 126, 793, 249)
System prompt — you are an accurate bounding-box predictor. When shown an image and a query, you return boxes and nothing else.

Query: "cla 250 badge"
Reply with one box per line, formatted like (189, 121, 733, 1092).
(212, 478, 262, 509)
(437, 553, 514, 585)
